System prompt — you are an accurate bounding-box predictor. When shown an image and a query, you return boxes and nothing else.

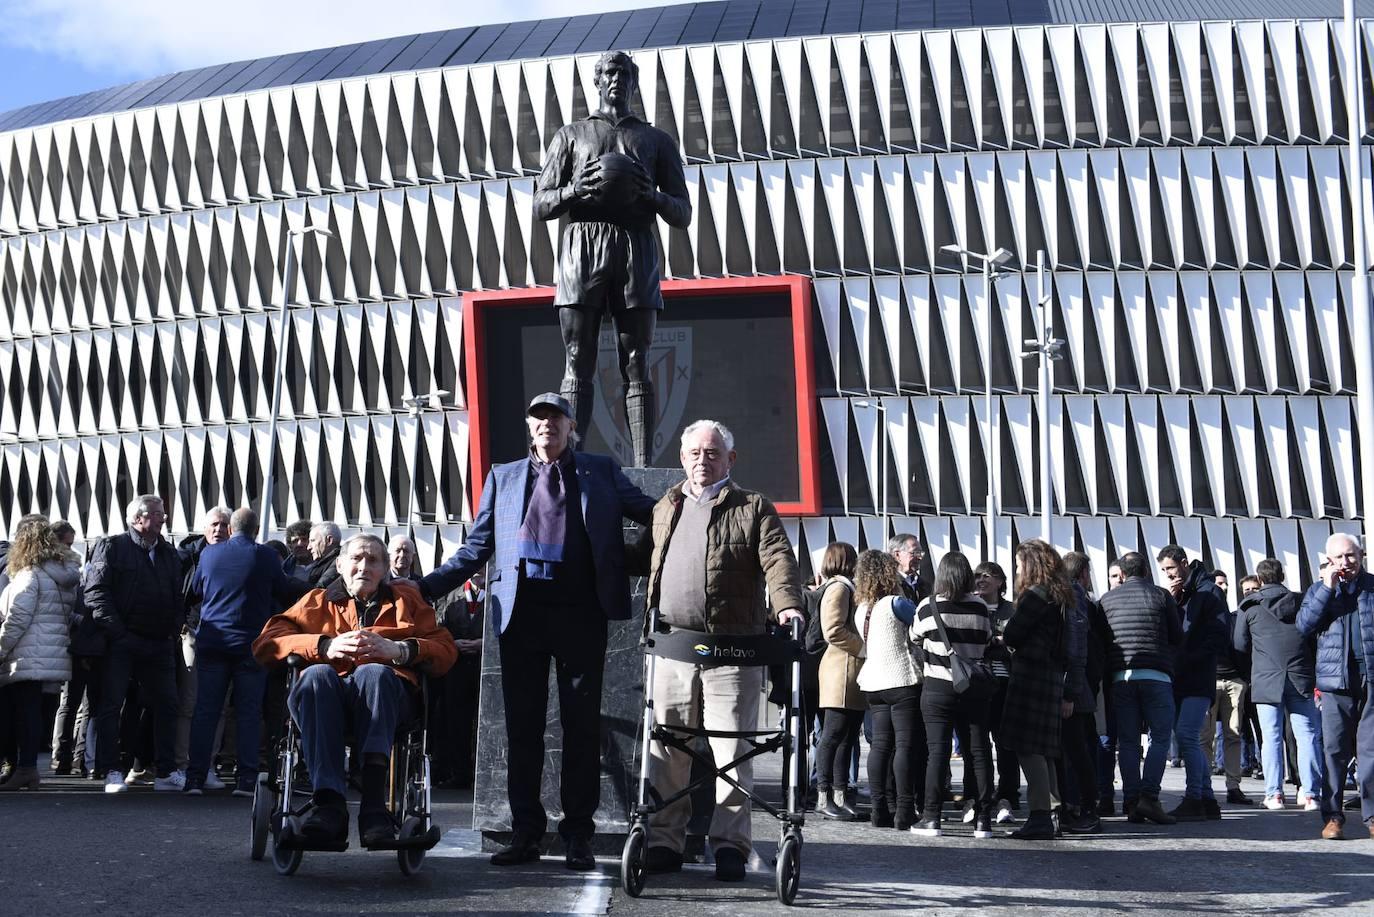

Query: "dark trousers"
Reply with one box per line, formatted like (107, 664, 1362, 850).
(431, 654, 481, 785)
(1098, 688, 1118, 802)
(51, 661, 99, 769)
(189, 650, 266, 784)
(0, 681, 45, 768)
(867, 685, 920, 813)
(921, 679, 993, 821)
(815, 708, 863, 792)
(1059, 711, 1100, 809)
(498, 600, 607, 840)
(288, 664, 412, 796)
(96, 634, 178, 776)
(990, 677, 1021, 803)
(1319, 682, 1374, 824)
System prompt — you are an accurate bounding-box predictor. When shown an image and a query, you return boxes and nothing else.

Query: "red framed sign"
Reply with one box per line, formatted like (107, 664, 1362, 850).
(462, 275, 821, 516)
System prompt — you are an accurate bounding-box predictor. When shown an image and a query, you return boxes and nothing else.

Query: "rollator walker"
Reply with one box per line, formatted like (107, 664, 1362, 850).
(620, 609, 806, 905)
(249, 654, 441, 876)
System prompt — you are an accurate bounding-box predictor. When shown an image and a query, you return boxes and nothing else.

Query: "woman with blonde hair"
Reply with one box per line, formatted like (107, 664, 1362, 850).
(854, 549, 923, 829)
(1001, 538, 1074, 839)
(0, 521, 81, 790)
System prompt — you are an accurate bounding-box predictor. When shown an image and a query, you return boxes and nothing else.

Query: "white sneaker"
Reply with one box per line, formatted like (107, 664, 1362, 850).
(105, 771, 128, 794)
(154, 770, 187, 792)
(1263, 795, 1285, 810)
(994, 799, 1014, 824)
(962, 801, 977, 824)
(124, 768, 152, 786)
(203, 772, 227, 791)
(1303, 796, 1319, 812)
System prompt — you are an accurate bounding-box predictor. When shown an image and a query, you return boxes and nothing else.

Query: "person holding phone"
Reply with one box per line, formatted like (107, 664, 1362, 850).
(1297, 532, 1374, 840)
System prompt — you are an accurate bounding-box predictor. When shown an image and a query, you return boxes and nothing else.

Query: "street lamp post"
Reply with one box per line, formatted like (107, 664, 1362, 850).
(1346, 2, 1374, 551)
(260, 225, 333, 543)
(941, 244, 1013, 561)
(401, 390, 450, 541)
(1021, 251, 1063, 545)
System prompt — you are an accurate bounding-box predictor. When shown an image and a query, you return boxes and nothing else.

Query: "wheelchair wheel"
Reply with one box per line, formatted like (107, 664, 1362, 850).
(397, 817, 427, 877)
(775, 833, 801, 905)
(250, 775, 271, 861)
(273, 833, 303, 877)
(620, 824, 647, 897)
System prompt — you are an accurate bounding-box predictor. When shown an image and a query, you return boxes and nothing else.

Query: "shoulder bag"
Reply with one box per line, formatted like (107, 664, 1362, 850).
(932, 599, 998, 699)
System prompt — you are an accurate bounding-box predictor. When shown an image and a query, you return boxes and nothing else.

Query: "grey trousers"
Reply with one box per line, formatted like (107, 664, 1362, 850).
(648, 658, 763, 857)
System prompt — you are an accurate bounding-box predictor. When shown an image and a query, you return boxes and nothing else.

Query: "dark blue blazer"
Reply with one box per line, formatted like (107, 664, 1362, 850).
(420, 452, 655, 634)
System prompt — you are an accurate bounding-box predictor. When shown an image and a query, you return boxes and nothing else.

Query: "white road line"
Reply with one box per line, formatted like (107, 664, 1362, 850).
(425, 829, 613, 916)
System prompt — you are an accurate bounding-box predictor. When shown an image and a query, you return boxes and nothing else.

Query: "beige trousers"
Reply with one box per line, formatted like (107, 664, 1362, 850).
(1201, 678, 1248, 791)
(648, 657, 763, 857)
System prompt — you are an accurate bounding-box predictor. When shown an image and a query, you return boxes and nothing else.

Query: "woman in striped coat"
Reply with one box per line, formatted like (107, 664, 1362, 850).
(909, 551, 995, 838)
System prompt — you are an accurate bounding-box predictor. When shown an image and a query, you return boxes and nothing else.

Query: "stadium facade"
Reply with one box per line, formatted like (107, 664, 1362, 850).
(0, 0, 1366, 591)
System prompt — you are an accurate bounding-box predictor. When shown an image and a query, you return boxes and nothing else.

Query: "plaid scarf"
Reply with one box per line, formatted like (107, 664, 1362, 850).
(516, 448, 573, 580)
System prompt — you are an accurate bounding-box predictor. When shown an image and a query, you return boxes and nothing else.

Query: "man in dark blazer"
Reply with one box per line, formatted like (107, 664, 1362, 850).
(420, 392, 655, 871)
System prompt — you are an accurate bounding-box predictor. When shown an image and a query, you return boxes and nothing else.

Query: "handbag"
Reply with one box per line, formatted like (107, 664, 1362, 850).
(931, 599, 998, 699)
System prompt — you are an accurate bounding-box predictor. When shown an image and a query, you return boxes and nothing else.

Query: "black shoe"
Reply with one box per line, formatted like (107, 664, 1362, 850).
(1129, 796, 1177, 826)
(894, 806, 916, 832)
(714, 846, 746, 882)
(565, 835, 595, 871)
(1203, 798, 1223, 820)
(51, 762, 72, 776)
(1097, 798, 1117, 818)
(645, 846, 684, 873)
(909, 817, 941, 837)
(1241, 765, 1254, 778)
(816, 792, 852, 821)
(359, 809, 396, 847)
(1169, 798, 1208, 822)
(1063, 812, 1102, 834)
(1226, 788, 1254, 806)
(1008, 810, 1055, 840)
(973, 814, 994, 839)
(299, 797, 349, 843)
(490, 835, 543, 866)
(871, 799, 894, 828)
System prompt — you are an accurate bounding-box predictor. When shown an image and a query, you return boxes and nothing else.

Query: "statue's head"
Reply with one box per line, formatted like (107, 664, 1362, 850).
(594, 51, 639, 109)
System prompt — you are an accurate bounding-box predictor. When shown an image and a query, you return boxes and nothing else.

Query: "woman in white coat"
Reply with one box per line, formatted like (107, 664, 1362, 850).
(0, 522, 81, 790)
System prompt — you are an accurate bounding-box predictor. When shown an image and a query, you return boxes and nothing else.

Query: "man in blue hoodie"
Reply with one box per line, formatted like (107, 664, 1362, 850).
(1157, 545, 1231, 822)
(1298, 532, 1374, 841)
(184, 507, 308, 795)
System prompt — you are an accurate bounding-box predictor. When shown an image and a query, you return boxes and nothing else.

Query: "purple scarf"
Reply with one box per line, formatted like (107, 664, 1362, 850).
(516, 449, 572, 580)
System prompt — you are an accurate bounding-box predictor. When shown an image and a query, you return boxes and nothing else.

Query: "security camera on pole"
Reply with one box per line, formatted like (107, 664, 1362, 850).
(941, 244, 1013, 562)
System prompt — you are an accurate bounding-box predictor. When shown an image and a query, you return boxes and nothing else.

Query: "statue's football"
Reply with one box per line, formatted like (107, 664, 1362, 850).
(595, 151, 644, 205)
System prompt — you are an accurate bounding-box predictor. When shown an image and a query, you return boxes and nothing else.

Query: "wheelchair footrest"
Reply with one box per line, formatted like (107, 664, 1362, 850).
(277, 819, 350, 852)
(364, 825, 442, 852)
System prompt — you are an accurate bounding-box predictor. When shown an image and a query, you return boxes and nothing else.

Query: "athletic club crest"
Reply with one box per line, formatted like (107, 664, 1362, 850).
(592, 325, 692, 466)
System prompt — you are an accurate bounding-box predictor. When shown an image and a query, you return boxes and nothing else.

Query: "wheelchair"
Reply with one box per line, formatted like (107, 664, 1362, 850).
(249, 654, 442, 876)
(620, 611, 805, 905)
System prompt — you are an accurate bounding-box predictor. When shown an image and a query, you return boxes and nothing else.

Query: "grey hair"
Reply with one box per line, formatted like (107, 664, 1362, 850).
(1326, 531, 1363, 554)
(681, 419, 734, 452)
(311, 522, 342, 543)
(388, 534, 417, 552)
(887, 533, 918, 554)
(230, 507, 259, 536)
(339, 532, 388, 564)
(201, 505, 231, 527)
(125, 494, 164, 525)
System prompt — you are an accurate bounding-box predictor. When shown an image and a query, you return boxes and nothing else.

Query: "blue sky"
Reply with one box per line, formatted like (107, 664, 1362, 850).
(0, 0, 681, 116)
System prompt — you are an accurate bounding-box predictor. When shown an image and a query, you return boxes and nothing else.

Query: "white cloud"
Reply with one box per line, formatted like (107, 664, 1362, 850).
(0, 0, 683, 78)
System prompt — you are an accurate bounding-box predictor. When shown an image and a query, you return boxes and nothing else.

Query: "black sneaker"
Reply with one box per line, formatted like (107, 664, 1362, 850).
(871, 800, 895, 828)
(1063, 811, 1102, 834)
(714, 846, 746, 882)
(1097, 798, 1117, 818)
(1226, 788, 1254, 806)
(232, 776, 256, 798)
(910, 817, 941, 837)
(299, 797, 349, 843)
(1203, 797, 1223, 820)
(973, 814, 994, 839)
(564, 835, 595, 871)
(1168, 798, 1208, 822)
(645, 846, 684, 873)
(1128, 796, 1176, 825)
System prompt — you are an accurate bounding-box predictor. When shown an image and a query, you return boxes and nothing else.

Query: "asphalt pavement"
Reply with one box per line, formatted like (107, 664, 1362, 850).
(2, 757, 1372, 916)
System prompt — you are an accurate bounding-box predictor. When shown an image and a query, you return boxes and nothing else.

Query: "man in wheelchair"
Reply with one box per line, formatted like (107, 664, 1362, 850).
(253, 533, 457, 847)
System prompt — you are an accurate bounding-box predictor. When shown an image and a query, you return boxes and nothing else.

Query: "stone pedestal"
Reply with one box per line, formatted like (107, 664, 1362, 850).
(472, 466, 683, 853)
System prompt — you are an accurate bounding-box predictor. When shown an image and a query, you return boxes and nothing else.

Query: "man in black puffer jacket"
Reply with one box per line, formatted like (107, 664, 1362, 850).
(1099, 551, 1182, 826)
(1157, 545, 1231, 822)
(86, 494, 187, 794)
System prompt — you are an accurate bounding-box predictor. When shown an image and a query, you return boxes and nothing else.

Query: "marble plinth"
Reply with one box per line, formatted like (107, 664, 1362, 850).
(472, 466, 689, 850)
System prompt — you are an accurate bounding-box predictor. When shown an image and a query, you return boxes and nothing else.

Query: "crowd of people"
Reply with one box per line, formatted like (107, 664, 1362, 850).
(0, 391, 1371, 885)
(0, 502, 483, 803)
(800, 529, 1374, 842)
